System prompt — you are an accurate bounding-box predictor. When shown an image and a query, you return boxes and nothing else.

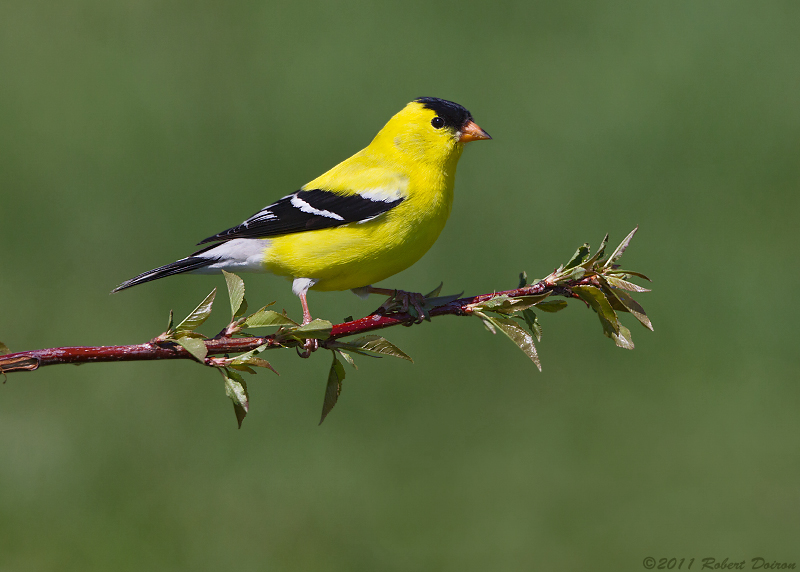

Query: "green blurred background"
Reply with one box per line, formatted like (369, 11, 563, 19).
(1, 1, 798, 570)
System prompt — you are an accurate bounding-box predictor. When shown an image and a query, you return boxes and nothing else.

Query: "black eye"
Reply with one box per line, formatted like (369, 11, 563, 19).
(431, 117, 445, 129)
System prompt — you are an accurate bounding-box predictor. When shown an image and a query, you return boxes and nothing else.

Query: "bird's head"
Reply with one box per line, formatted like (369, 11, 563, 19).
(371, 97, 491, 167)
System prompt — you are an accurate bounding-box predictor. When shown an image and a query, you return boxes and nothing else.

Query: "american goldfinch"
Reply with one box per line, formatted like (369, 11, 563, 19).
(113, 97, 491, 326)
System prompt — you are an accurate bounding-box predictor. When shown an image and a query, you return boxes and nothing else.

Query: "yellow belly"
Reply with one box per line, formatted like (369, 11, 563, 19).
(262, 197, 450, 291)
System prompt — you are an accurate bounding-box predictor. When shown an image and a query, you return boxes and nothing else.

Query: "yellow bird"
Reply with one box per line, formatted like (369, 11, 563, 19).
(113, 97, 491, 327)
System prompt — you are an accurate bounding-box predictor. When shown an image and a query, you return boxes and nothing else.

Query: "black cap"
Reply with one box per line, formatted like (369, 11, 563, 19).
(414, 97, 474, 130)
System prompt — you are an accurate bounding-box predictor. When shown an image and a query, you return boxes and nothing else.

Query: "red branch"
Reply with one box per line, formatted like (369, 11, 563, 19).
(0, 280, 574, 374)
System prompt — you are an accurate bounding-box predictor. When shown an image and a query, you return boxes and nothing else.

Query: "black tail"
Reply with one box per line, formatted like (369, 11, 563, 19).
(111, 256, 219, 293)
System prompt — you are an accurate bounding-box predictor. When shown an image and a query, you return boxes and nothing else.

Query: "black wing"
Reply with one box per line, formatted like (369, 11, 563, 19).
(198, 188, 404, 244)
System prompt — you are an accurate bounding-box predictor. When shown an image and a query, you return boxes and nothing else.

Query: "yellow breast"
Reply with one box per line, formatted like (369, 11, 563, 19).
(262, 100, 467, 291)
(263, 167, 456, 291)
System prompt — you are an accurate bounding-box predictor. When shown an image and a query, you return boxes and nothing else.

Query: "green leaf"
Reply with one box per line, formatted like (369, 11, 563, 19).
(242, 308, 297, 328)
(564, 244, 590, 270)
(606, 269, 652, 282)
(597, 233, 609, 256)
(470, 293, 551, 314)
(583, 234, 609, 268)
(173, 289, 216, 336)
(424, 282, 443, 298)
(222, 270, 247, 318)
(570, 267, 586, 281)
(604, 275, 650, 293)
(600, 278, 653, 331)
(518, 271, 528, 288)
(423, 293, 463, 309)
(292, 319, 333, 340)
(234, 298, 248, 320)
(509, 293, 552, 309)
(572, 284, 623, 343)
(229, 363, 257, 375)
(482, 313, 541, 371)
(231, 343, 278, 373)
(245, 357, 279, 373)
(0, 342, 9, 356)
(222, 369, 249, 428)
(521, 309, 542, 342)
(604, 226, 638, 268)
(320, 352, 346, 425)
(231, 342, 270, 362)
(475, 311, 497, 334)
(166, 309, 174, 332)
(469, 295, 510, 310)
(481, 294, 516, 309)
(173, 337, 208, 362)
(534, 299, 568, 313)
(336, 349, 357, 369)
(170, 331, 206, 339)
(336, 335, 413, 361)
(612, 323, 635, 350)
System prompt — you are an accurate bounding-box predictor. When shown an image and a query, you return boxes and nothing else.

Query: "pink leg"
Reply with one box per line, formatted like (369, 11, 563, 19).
(296, 289, 318, 357)
(299, 290, 313, 325)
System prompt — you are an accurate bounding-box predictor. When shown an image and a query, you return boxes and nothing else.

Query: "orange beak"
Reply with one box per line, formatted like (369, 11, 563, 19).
(459, 121, 492, 143)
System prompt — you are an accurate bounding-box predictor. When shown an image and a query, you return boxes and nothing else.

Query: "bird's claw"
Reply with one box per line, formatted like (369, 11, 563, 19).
(296, 337, 319, 358)
(380, 290, 429, 324)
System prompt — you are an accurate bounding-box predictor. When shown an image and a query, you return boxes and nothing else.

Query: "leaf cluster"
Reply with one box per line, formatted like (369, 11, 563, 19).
(0, 228, 652, 426)
(154, 271, 297, 427)
(152, 271, 414, 427)
(556, 227, 652, 348)
(465, 227, 651, 366)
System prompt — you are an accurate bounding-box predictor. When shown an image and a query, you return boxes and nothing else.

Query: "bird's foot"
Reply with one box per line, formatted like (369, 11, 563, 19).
(296, 337, 319, 358)
(378, 289, 429, 324)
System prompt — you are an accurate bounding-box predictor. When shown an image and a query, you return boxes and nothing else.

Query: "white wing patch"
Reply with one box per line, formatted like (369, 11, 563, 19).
(356, 176, 409, 203)
(357, 187, 404, 202)
(290, 194, 345, 220)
